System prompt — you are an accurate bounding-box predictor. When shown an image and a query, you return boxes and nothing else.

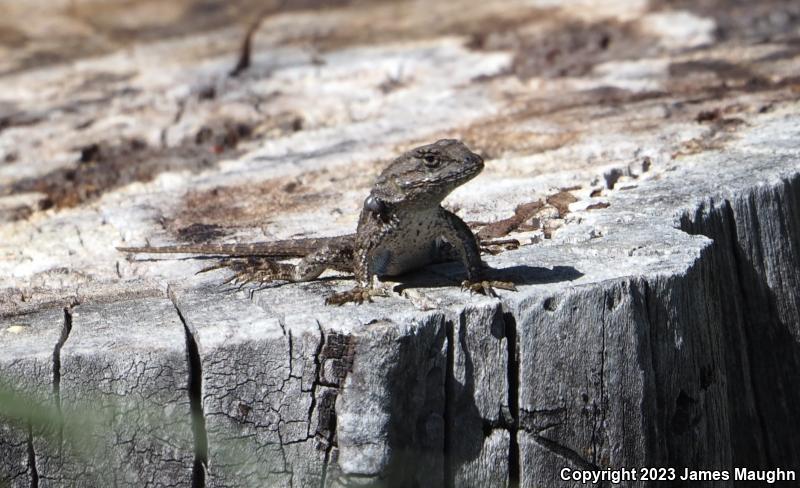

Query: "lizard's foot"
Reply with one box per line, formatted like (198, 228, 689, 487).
(198, 257, 293, 286)
(461, 279, 517, 297)
(325, 287, 387, 306)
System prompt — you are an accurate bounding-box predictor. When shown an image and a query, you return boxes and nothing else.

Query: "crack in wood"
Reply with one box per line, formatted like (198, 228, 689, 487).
(503, 311, 520, 488)
(443, 317, 455, 488)
(168, 290, 207, 488)
(51, 304, 74, 453)
(25, 422, 38, 488)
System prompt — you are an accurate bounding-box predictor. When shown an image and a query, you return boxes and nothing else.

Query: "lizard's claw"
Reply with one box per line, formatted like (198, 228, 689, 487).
(325, 287, 386, 306)
(461, 280, 517, 297)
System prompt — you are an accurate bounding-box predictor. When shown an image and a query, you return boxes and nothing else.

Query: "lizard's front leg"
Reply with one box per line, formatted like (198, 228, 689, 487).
(324, 249, 388, 305)
(325, 223, 388, 305)
(439, 209, 517, 296)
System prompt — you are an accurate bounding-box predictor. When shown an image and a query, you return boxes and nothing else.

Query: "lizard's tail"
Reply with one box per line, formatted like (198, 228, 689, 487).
(117, 235, 353, 258)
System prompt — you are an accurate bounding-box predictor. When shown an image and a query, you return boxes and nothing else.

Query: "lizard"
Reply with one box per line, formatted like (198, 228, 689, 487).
(117, 139, 515, 305)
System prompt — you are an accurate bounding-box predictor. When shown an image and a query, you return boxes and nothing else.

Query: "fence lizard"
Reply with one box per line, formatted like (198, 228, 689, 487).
(118, 139, 515, 304)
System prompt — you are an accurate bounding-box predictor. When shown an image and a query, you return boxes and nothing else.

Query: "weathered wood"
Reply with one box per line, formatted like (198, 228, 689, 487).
(0, 309, 65, 488)
(2, 0, 800, 487)
(37, 298, 194, 487)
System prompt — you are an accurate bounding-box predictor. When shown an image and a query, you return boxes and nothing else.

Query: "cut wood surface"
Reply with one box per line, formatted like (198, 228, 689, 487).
(1, 1, 799, 487)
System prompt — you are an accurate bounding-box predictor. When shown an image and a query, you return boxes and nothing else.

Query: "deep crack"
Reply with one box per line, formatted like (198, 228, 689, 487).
(309, 320, 333, 488)
(26, 422, 38, 488)
(591, 294, 608, 465)
(169, 291, 208, 488)
(307, 321, 325, 437)
(52, 304, 74, 451)
(503, 311, 521, 488)
(718, 199, 773, 466)
(443, 317, 455, 488)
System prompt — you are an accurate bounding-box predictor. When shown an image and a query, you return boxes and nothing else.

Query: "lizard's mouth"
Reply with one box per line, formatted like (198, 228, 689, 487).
(459, 153, 484, 182)
(470, 152, 485, 173)
(435, 152, 484, 189)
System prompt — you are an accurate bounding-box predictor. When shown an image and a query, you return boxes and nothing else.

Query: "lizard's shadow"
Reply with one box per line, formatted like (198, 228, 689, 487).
(129, 256, 582, 295)
(483, 264, 583, 285)
(393, 263, 583, 292)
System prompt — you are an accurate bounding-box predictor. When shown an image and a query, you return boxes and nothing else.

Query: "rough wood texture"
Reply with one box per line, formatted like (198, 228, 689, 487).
(2, 0, 799, 487)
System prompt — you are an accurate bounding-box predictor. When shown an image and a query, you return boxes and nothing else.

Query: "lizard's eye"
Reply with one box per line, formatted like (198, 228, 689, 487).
(422, 154, 439, 167)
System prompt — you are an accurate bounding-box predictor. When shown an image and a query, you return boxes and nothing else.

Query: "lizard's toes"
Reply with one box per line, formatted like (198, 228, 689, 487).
(489, 280, 517, 292)
(325, 287, 382, 306)
(461, 280, 488, 294)
(461, 280, 517, 297)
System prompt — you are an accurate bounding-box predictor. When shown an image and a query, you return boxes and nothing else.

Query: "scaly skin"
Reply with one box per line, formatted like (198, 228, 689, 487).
(119, 139, 515, 304)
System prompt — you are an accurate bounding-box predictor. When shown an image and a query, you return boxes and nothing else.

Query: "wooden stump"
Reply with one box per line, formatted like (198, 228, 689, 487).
(1, 1, 799, 486)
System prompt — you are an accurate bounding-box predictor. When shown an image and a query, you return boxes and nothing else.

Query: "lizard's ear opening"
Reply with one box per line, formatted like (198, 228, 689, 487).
(364, 195, 387, 215)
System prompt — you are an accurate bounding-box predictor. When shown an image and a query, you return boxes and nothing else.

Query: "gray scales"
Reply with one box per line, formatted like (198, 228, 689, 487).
(118, 139, 516, 304)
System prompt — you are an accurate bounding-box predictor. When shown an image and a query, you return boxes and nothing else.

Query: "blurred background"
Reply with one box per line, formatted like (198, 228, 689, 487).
(2, 0, 797, 77)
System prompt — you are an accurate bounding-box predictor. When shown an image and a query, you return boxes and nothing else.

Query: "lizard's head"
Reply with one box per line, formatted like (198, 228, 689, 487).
(373, 139, 484, 204)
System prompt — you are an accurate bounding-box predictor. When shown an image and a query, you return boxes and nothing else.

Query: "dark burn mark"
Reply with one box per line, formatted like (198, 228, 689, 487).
(79, 143, 103, 163)
(6, 129, 251, 213)
(514, 20, 655, 79)
(176, 223, 227, 244)
(604, 168, 624, 190)
(546, 190, 578, 218)
(641, 157, 652, 173)
(469, 16, 658, 80)
(471, 189, 580, 241)
(668, 59, 762, 83)
(194, 120, 252, 154)
(174, 176, 331, 230)
(476, 200, 544, 240)
(586, 202, 611, 211)
(463, 9, 799, 146)
(652, 0, 800, 42)
(696, 108, 722, 123)
(172, 141, 375, 230)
